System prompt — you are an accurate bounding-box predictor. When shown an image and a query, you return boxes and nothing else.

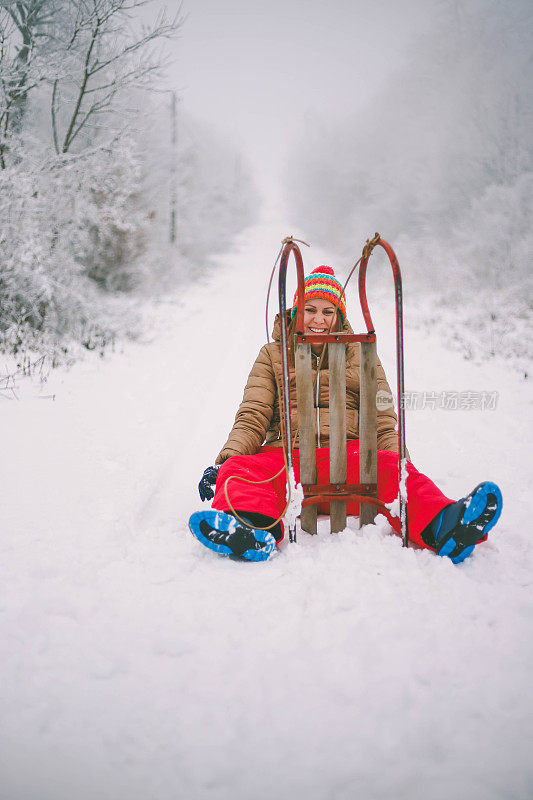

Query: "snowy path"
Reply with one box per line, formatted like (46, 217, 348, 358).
(1, 219, 532, 800)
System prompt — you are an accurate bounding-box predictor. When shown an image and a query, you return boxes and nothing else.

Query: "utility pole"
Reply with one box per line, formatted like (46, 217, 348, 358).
(170, 91, 178, 244)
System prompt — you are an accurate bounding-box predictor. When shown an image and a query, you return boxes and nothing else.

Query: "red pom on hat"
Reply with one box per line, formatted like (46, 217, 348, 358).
(312, 265, 335, 276)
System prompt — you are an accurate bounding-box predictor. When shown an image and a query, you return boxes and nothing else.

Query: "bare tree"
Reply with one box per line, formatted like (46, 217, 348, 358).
(49, 0, 182, 154)
(0, 0, 58, 166)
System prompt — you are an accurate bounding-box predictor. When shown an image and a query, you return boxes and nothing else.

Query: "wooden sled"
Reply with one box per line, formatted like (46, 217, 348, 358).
(276, 234, 408, 545)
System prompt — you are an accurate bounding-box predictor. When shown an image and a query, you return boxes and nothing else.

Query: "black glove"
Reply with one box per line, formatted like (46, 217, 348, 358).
(198, 465, 220, 502)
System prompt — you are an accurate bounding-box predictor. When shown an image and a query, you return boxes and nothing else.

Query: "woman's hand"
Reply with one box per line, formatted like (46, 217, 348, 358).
(198, 465, 220, 501)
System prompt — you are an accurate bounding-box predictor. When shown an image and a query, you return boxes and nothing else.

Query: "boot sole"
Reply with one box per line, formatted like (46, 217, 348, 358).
(189, 510, 276, 562)
(437, 481, 503, 564)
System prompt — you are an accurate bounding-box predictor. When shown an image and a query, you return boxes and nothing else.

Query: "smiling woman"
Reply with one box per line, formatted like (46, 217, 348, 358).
(189, 263, 503, 564)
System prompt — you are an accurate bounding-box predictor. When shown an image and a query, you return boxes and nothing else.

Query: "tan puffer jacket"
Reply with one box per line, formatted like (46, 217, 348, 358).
(216, 313, 402, 464)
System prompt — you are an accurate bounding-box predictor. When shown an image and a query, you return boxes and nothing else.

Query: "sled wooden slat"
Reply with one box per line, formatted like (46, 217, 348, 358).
(295, 342, 317, 535)
(329, 342, 347, 532)
(359, 340, 378, 526)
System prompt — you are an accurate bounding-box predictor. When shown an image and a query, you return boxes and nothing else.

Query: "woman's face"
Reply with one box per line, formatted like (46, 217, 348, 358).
(303, 298, 338, 335)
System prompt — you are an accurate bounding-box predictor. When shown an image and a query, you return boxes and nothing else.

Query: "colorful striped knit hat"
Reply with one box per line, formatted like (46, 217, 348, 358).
(291, 266, 346, 325)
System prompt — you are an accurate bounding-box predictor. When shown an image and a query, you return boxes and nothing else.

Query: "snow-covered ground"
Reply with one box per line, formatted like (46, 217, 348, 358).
(1, 217, 532, 800)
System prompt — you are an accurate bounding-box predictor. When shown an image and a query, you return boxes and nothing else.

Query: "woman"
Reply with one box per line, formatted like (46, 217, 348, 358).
(189, 266, 502, 563)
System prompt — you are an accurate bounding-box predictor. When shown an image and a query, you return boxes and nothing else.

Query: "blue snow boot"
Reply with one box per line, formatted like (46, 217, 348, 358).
(421, 481, 502, 564)
(189, 510, 277, 562)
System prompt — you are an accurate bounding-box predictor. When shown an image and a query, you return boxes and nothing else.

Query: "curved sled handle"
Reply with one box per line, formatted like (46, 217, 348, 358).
(359, 234, 408, 547)
(277, 237, 307, 543)
(279, 237, 306, 335)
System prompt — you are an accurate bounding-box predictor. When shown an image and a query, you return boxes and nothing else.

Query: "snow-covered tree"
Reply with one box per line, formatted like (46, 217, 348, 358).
(0, 1, 258, 364)
(0, 0, 59, 165)
(47, 0, 179, 155)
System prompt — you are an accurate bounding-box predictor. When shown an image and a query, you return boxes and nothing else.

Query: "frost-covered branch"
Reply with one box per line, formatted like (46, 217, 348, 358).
(0, 0, 57, 138)
(52, 0, 182, 153)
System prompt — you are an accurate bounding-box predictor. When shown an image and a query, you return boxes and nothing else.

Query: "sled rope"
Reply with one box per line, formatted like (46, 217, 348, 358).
(222, 364, 291, 531)
(222, 242, 297, 532)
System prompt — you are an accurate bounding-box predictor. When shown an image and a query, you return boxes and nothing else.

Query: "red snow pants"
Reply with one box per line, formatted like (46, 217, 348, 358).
(212, 441, 454, 549)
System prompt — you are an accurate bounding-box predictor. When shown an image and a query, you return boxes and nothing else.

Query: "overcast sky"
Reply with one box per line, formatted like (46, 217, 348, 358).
(165, 0, 438, 198)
